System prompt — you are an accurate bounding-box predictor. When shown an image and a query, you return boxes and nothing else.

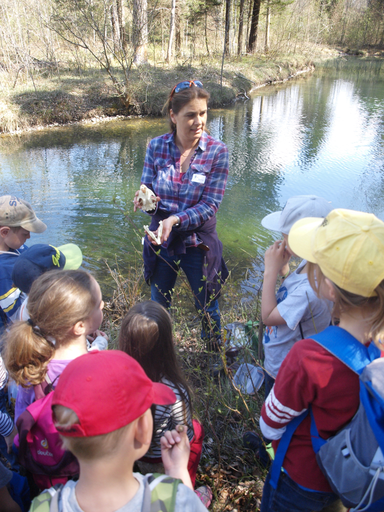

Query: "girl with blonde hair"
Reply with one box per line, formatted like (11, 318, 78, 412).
(4, 269, 107, 422)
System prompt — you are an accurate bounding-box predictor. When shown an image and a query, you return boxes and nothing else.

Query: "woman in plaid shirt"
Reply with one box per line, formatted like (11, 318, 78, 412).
(134, 80, 229, 348)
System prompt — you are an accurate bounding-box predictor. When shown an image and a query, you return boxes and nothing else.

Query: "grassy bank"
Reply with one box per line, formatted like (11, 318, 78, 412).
(0, 46, 339, 135)
(104, 262, 268, 511)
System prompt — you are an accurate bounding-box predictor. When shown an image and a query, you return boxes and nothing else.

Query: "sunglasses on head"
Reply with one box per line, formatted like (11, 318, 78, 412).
(170, 80, 204, 98)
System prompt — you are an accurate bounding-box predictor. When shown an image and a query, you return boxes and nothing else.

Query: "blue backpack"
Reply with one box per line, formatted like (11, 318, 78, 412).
(270, 326, 384, 512)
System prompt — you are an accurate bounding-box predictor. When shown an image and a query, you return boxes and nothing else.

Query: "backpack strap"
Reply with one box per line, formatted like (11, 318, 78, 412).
(49, 488, 61, 512)
(269, 412, 307, 489)
(142, 473, 181, 512)
(34, 374, 60, 401)
(29, 487, 62, 512)
(311, 326, 380, 375)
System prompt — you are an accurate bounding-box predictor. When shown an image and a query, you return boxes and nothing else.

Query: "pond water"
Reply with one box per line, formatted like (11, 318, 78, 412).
(2, 57, 384, 298)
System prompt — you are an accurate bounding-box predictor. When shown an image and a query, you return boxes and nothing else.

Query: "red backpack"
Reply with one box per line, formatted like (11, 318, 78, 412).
(15, 376, 79, 490)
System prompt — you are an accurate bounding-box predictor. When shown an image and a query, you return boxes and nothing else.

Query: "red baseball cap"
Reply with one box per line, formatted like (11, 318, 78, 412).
(52, 350, 176, 437)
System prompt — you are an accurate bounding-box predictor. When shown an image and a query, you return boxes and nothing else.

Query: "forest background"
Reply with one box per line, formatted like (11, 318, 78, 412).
(1, 0, 384, 133)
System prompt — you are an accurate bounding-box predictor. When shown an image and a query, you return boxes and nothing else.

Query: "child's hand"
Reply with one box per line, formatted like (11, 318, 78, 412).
(5, 425, 17, 453)
(161, 425, 193, 489)
(264, 240, 291, 277)
(87, 330, 109, 343)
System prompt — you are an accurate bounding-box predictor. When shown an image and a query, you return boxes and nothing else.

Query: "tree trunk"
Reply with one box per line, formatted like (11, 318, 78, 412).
(247, 0, 261, 53)
(111, 2, 121, 53)
(116, 0, 127, 51)
(237, 0, 245, 54)
(264, 0, 270, 52)
(133, 0, 148, 63)
(167, 0, 176, 62)
(175, 0, 181, 54)
(205, 7, 210, 56)
(224, 0, 231, 55)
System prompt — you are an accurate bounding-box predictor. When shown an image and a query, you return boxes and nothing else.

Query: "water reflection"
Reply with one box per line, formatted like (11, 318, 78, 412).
(2, 58, 384, 296)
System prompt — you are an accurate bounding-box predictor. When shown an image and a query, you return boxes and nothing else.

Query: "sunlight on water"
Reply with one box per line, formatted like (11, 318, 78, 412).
(2, 58, 384, 296)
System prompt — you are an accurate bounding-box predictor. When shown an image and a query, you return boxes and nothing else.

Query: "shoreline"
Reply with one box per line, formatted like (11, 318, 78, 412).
(1, 65, 315, 137)
(0, 49, 339, 136)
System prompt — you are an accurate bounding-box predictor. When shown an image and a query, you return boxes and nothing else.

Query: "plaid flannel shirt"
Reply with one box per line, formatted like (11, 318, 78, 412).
(141, 131, 228, 247)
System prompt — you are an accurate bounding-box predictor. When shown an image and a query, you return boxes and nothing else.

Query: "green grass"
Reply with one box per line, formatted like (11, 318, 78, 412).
(103, 261, 269, 511)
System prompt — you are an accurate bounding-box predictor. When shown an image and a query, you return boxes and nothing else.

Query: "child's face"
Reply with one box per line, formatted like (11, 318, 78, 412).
(0, 226, 30, 250)
(282, 234, 295, 257)
(84, 277, 104, 334)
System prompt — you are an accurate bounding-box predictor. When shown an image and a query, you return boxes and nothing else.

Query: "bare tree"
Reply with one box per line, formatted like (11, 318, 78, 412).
(265, 0, 271, 51)
(224, 0, 231, 55)
(133, 0, 148, 63)
(111, 1, 121, 52)
(166, 0, 176, 62)
(237, 0, 245, 53)
(49, 0, 134, 106)
(247, 0, 261, 52)
(175, 0, 181, 54)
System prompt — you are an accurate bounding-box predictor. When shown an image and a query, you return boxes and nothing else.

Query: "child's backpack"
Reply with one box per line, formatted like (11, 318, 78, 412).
(16, 375, 79, 491)
(29, 473, 182, 512)
(269, 326, 384, 512)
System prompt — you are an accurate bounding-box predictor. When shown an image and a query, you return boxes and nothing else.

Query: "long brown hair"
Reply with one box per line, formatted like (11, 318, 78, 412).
(162, 82, 210, 132)
(118, 301, 192, 413)
(4, 269, 98, 387)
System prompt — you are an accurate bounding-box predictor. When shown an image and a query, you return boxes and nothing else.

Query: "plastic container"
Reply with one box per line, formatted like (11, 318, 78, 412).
(233, 363, 264, 394)
(224, 322, 250, 348)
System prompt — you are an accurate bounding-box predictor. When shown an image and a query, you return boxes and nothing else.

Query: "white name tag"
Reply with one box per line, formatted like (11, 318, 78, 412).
(192, 174, 206, 184)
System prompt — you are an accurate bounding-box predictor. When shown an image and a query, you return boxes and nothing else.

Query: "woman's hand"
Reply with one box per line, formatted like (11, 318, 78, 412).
(133, 189, 160, 212)
(161, 425, 193, 489)
(160, 216, 179, 244)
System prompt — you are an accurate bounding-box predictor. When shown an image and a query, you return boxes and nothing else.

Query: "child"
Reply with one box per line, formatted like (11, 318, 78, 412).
(10, 244, 106, 353)
(0, 195, 46, 329)
(3, 269, 108, 422)
(30, 350, 209, 511)
(118, 301, 204, 488)
(259, 208, 384, 512)
(243, 195, 333, 463)
(260, 195, 333, 395)
(11, 243, 80, 318)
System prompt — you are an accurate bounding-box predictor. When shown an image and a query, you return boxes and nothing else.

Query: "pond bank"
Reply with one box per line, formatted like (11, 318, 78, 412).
(0, 46, 340, 135)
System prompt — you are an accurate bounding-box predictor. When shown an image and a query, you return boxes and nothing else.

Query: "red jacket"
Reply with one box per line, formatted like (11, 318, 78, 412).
(261, 335, 360, 492)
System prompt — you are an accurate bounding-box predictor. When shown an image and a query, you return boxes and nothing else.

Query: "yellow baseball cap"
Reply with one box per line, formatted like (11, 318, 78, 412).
(288, 209, 384, 297)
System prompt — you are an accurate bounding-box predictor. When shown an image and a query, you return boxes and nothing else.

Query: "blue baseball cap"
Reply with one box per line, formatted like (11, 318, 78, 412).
(12, 243, 83, 293)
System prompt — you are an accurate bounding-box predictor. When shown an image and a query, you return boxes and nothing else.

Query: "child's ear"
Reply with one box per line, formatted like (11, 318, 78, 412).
(72, 320, 86, 337)
(324, 278, 337, 302)
(134, 409, 153, 447)
(0, 226, 10, 239)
